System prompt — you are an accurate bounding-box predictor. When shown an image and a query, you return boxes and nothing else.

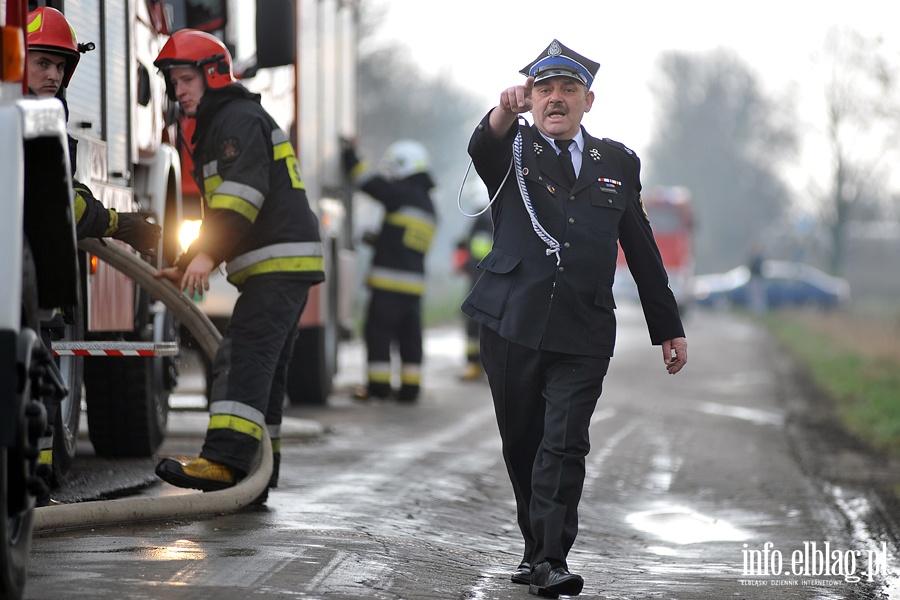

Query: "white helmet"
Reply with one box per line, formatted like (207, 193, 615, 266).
(381, 140, 431, 180)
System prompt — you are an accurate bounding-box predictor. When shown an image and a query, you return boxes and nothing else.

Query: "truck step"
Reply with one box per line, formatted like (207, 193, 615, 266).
(51, 341, 180, 357)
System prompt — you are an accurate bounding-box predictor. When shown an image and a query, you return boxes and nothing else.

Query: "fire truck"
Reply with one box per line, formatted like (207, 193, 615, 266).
(25, 0, 186, 488)
(1, 0, 78, 596)
(165, 0, 359, 405)
(615, 185, 695, 312)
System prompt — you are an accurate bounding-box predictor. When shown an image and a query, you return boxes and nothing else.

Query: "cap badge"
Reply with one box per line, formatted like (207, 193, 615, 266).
(548, 40, 562, 57)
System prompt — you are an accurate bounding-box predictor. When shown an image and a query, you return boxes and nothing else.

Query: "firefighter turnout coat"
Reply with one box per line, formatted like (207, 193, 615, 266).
(181, 84, 325, 474)
(178, 85, 324, 286)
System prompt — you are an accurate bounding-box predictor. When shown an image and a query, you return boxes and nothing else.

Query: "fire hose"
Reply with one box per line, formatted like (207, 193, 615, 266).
(34, 238, 272, 531)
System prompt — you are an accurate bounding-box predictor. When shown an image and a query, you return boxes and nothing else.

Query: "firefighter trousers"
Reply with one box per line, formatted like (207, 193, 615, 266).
(201, 275, 312, 475)
(363, 288, 423, 400)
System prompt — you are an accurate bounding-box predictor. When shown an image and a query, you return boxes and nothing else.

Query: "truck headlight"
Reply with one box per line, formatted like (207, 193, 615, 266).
(179, 220, 202, 253)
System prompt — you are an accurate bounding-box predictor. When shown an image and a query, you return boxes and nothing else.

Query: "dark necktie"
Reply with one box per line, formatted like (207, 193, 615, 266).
(556, 139, 576, 186)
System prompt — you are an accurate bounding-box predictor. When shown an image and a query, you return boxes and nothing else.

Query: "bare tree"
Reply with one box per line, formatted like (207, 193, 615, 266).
(646, 49, 797, 273)
(813, 27, 899, 274)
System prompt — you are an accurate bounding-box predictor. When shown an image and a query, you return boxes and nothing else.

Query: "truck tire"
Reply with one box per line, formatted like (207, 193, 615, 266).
(50, 307, 83, 485)
(83, 308, 178, 457)
(1, 242, 41, 599)
(286, 325, 332, 405)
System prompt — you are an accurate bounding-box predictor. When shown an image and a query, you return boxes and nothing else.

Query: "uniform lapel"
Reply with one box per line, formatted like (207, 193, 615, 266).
(530, 124, 571, 190)
(573, 134, 604, 195)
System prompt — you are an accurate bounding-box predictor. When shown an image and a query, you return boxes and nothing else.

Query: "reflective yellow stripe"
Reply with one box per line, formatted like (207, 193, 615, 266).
(368, 371, 392, 384)
(350, 161, 369, 182)
(273, 141, 293, 161)
(208, 414, 263, 440)
(74, 192, 87, 223)
(228, 256, 325, 286)
(367, 274, 425, 295)
(38, 449, 53, 465)
(400, 372, 421, 386)
(385, 213, 435, 253)
(104, 207, 119, 236)
(209, 193, 260, 222)
(204, 174, 223, 196)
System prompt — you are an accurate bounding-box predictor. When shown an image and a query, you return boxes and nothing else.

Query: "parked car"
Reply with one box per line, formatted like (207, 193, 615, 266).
(693, 260, 850, 310)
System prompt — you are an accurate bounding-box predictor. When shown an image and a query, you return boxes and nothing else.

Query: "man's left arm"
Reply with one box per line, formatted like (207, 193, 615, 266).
(616, 164, 685, 345)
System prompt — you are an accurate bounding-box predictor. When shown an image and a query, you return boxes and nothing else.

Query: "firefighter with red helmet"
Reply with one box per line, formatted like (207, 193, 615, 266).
(152, 29, 325, 498)
(26, 7, 161, 503)
(26, 7, 161, 253)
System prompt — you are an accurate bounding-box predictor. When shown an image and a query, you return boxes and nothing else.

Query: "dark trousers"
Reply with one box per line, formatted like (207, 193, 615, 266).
(465, 316, 481, 365)
(480, 325, 610, 568)
(364, 289, 423, 399)
(202, 275, 310, 474)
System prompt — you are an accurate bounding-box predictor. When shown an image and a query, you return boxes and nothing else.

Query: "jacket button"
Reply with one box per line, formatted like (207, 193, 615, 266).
(568, 217, 575, 224)
(564, 242, 571, 249)
(568, 195, 575, 201)
(608, 198, 613, 204)
(558, 266, 565, 273)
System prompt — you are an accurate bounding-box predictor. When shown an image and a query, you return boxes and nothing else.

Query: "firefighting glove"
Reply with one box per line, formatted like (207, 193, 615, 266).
(112, 211, 162, 257)
(340, 137, 360, 176)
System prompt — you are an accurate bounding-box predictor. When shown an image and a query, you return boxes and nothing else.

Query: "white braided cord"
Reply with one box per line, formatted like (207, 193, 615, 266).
(513, 130, 560, 265)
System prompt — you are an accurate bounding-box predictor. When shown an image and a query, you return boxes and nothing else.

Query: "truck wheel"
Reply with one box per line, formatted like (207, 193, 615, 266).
(0, 445, 33, 600)
(286, 325, 333, 405)
(83, 308, 178, 457)
(0, 242, 41, 599)
(51, 308, 83, 485)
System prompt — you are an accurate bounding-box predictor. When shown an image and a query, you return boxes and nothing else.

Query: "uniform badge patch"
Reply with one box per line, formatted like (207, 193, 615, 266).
(638, 194, 650, 222)
(218, 137, 241, 162)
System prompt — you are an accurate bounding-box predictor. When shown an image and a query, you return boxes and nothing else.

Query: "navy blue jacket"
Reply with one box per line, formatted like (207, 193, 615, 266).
(461, 111, 684, 357)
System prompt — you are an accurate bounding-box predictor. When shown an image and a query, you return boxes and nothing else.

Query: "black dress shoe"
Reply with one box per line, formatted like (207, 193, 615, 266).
(511, 561, 532, 584)
(529, 561, 584, 598)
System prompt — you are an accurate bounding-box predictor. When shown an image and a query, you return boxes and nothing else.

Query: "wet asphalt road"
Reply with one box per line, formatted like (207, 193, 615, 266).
(24, 304, 900, 599)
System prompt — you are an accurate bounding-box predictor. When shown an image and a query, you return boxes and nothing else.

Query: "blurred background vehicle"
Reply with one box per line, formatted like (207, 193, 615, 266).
(692, 260, 850, 310)
(614, 186, 695, 313)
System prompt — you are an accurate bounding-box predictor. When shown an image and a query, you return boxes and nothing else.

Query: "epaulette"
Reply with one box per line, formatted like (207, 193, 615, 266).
(601, 138, 639, 162)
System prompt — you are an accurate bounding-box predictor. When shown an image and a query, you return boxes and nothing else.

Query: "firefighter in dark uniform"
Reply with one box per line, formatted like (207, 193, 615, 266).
(453, 208, 492, 380)
(461, 40, 688, 597)
(27, 7, 160, 501)
(153, 30, 325, 497)
(342, 139, 437, 402)
(27, 7, 160, 251)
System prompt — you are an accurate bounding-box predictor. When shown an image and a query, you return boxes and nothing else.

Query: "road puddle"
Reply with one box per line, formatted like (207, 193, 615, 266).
(626, 505, 749, 545)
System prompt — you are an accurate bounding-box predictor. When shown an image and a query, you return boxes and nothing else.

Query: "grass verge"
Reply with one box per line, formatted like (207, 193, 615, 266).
(760, 309, 900, 456)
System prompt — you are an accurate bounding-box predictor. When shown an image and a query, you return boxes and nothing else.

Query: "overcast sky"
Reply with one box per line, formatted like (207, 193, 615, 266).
(368, 0, 895, 174)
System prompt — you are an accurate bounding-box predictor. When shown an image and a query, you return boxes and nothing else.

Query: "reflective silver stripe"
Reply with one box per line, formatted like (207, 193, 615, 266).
(226, 242, 324, 274)
(209, 400, 265, 426)
(267, 424, 281, 438)
(213, 181, 265, 210)
(271, 129, 289, 145)
(367, 361, 391, 373)
(368, 266, 425, 286)
(202, 160, 219, 178)
(401, 364, 421, 377)
(392, 206, 436, 226)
